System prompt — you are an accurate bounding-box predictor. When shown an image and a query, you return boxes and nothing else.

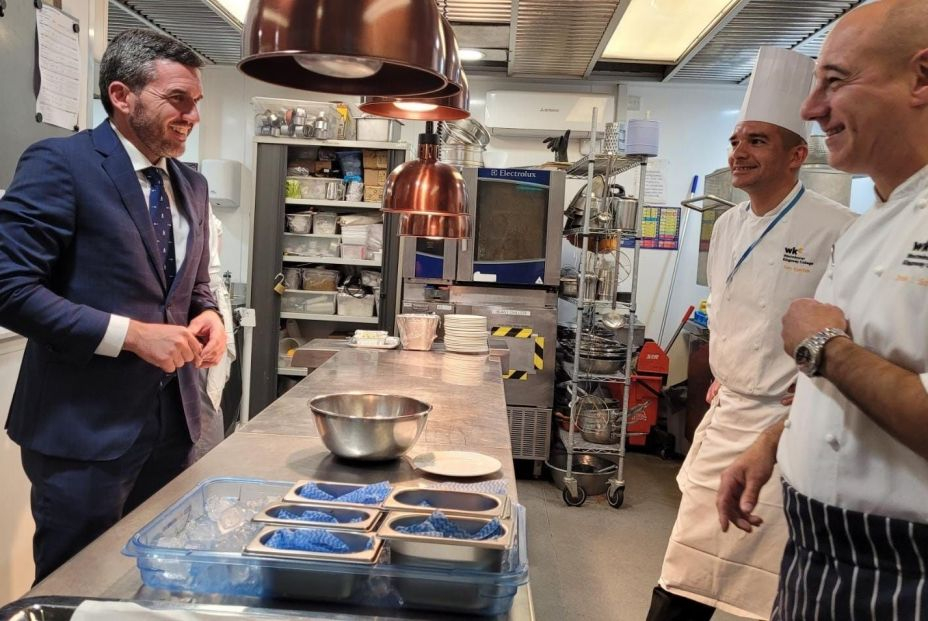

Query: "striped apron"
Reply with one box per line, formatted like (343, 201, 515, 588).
(772, 480, 928, 621)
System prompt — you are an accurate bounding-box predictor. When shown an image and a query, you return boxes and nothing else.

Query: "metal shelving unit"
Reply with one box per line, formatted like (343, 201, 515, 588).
(560, 113, 649, 509)
(280, 312, 379, 324)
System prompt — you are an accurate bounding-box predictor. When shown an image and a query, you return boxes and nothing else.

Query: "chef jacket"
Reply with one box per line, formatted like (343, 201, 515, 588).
(779, 165, 928, 523)
(707, 183, 856, 397)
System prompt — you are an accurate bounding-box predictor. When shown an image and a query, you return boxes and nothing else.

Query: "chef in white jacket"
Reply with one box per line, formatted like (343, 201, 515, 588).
(647, 47, 856, 621)
(191, 206, 236, 461)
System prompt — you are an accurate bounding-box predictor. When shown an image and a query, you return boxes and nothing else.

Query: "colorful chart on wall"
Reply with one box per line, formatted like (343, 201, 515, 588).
(622, 206, 681, 250)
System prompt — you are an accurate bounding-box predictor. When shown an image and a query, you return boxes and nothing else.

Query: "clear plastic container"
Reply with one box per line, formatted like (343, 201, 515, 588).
(282, 234, 339, 258)
(336, 292, 375, 317)
(122, 477, 528, 616)
(313, 212, 339, 235)
(300, 268, 338, 291)
(340, 244, 367, 261)
(281, 290, 337, 314)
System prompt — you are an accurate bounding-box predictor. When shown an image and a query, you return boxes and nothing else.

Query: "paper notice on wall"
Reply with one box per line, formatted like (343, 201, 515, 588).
(627, 158, 668, 204)
(35, 5, 81, 130)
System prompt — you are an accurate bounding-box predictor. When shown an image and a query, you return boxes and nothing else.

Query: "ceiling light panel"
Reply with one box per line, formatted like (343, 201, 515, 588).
(603, 0, 740, 64)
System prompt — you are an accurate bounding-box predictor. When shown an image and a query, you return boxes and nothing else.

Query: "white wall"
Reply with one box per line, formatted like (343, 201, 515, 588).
(196, 70, 746, 342)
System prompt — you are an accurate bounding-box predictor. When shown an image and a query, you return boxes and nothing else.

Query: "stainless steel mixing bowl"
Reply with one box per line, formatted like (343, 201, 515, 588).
(309, 393, 432, 460)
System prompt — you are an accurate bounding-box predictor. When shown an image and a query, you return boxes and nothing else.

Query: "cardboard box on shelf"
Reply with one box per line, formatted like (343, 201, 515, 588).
(364, 185, 385, 203)
(364, 168, 388, 186)
(362, 149, 389, 170)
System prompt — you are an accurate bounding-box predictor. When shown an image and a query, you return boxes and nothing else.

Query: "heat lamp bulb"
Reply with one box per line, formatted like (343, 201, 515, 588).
(294, 54, 383, 79)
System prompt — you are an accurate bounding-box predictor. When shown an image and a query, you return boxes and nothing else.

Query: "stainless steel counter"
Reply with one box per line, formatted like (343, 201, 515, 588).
(24, 349, 532, 620)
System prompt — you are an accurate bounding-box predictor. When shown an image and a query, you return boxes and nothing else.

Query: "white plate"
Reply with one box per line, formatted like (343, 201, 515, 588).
(413, 451, 502, 478)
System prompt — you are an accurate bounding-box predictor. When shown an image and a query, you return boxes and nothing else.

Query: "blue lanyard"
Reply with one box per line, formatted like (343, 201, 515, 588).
(726, 185, 805, 286)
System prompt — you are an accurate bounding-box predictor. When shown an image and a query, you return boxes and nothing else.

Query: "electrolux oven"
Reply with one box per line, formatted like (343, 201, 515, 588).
(403, 167, 566, 286)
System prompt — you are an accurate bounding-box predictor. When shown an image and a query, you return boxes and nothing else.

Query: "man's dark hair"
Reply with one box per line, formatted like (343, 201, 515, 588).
(98, 29, 202, 116)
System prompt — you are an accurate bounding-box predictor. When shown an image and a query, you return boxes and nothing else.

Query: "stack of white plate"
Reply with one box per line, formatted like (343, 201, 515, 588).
(443, 314, 489, 353)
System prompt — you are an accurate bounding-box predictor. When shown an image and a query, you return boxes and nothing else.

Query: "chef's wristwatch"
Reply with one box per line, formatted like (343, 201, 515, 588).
(794, 327, 850, 377)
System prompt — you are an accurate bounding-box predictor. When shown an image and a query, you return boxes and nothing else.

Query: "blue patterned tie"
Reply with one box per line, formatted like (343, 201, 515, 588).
(142, 167, 176, 288)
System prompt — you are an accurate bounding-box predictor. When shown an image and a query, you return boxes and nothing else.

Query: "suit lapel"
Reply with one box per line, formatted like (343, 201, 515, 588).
(166, 159, 200, 297)
(93, 122, 167, 292)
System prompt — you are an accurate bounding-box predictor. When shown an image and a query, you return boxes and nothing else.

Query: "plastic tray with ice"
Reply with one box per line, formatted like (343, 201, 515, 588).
(123, 477, 529, 615)
(282, 480, 391, 509)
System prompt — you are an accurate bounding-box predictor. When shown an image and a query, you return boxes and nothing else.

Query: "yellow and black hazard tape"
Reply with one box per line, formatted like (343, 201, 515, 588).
(492, 327, 545, 380)
(492, 326, 534, 339)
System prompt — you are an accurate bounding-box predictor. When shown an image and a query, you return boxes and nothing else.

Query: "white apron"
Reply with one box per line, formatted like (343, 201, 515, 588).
(661, 387, 789, 619)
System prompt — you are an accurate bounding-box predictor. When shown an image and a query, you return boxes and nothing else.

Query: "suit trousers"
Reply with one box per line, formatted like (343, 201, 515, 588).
(21, 377, 192, 584)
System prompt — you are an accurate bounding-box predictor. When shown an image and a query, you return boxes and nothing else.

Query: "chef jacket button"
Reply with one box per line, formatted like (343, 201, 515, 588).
(825, 433, 840, 449)
(784, 419, 792, 429)
(760, 301, 767, 309)
(752, 343, 760, 351)
(874, 266, 884, 276)
(769, 259, 775, 266)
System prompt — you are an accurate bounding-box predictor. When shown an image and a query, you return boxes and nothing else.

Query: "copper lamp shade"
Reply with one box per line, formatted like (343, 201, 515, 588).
(238, 0, 454, 97)
(359, 72, 471, 121)
(382, 125, 470, 239)
(359, 17, 469, 120)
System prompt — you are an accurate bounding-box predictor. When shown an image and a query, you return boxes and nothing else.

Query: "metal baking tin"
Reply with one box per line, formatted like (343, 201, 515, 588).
(243, 526, 382, 564)
(253, 502, 382, 531)
(383, 486, 510, 519)
(377, 511, 513, 571)
(282, 480, 391, 509)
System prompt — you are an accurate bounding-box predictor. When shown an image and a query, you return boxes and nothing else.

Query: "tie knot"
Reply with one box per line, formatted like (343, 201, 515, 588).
(143, 167, 164, 186)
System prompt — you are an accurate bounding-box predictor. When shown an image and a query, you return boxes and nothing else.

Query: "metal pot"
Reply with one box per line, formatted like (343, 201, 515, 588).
(578, 405, 621, 444)
(546, 451, 617, 496)
(559, 275, 579, 298)
(439, 143, 484, 167)
(576, 355, 623, 375)
(610, 197, 638, 232)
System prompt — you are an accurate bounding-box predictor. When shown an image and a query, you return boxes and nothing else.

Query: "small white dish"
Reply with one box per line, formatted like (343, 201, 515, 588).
(413, 451, 502, 478)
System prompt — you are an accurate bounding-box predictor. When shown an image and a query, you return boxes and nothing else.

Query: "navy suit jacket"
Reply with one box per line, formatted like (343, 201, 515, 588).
(0, 121, 218, 461)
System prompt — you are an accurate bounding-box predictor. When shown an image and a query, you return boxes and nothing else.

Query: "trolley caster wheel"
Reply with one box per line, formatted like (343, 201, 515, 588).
(562, 486, 587, 507)
(659, 447, 672, 460)
(607, 487, 625, 508)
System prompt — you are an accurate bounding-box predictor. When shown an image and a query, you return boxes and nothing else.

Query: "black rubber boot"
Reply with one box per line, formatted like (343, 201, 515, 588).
(645, 585, 716, 621)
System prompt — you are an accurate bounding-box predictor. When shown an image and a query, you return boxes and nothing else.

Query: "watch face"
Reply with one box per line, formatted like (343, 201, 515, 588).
(796, 345, 813, 366)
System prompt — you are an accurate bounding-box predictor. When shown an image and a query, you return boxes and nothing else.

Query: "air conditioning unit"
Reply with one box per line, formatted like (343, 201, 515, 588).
(484, 90, 615, 138)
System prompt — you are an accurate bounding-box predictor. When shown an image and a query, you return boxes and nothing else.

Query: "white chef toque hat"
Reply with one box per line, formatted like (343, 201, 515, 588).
(738, 46, 816, 141)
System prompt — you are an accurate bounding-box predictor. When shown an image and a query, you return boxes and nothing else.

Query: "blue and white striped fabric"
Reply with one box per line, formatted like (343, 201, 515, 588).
(772, 479, 927, 620)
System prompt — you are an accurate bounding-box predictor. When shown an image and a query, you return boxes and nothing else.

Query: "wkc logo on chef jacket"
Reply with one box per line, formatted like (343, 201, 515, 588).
(902, 240, 928, 269)
(782, 245, 815, 273)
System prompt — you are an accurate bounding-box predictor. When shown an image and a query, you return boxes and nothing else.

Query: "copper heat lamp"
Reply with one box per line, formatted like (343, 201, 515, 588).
(382, 122, 470, 239)
(238, 0, 454, 97)
(358, 17, 470, 121)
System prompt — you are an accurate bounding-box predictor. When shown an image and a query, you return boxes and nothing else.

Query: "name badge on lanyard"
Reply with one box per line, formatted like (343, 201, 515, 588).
(726, 185, 805, 287)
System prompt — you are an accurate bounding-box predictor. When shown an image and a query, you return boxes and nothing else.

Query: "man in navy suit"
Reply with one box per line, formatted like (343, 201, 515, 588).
(0, 29, 226, 582)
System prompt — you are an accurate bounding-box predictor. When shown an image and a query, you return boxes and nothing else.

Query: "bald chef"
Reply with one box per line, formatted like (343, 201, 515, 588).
(646, 47, 857, 620)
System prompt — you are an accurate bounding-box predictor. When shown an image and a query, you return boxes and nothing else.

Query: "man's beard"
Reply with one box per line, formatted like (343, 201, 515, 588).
(129, 100, 185, 159)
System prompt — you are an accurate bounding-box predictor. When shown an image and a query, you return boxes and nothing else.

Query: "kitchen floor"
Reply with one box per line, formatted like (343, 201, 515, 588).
(516, 452, 743, 621)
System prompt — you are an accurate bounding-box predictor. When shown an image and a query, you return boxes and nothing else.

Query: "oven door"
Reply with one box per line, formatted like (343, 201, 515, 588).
(402, 237, 458, 283)
(456, 168, 564, 286)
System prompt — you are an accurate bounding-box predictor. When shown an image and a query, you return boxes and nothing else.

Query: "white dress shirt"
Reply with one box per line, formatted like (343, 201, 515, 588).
(93, 123, 191, 356)
(779, 164, 928, 522)
(707, 183, 856, 398)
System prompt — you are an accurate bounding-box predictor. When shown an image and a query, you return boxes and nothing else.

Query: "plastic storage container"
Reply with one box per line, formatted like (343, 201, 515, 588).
(122, 477, 528, 616)
(356, 118, 402, 142)
(282, 234, 339, 258)
(337, 292, 375, 317)
(281, 290, 337, 315)
(313, 212, 339, 235)
(300, 268, 338, 291)
(340, 244, 368, 261)
(285, 212, 313, 234)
